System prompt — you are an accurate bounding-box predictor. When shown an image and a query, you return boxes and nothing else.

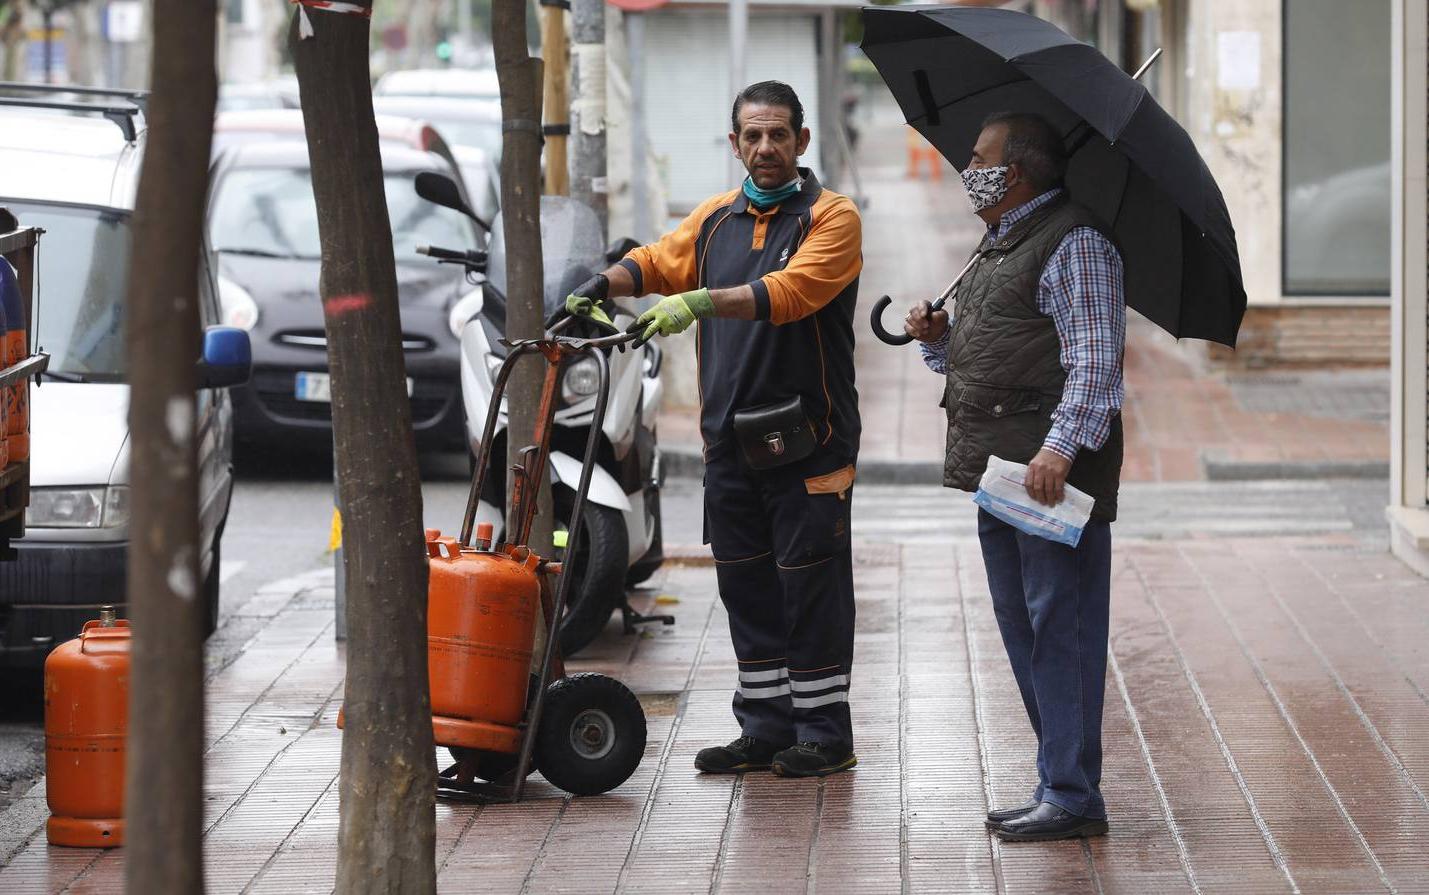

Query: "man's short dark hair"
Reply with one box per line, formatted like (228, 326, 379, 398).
(732, 81, 805, 134)
(981, 112, 1067, 190)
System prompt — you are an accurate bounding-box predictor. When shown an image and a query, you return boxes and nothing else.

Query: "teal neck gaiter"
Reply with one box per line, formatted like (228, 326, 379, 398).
(743, 175, 802, 210)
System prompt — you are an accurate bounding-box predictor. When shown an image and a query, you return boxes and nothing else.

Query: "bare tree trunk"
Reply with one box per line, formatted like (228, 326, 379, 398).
(289, 5, 436, 893)
(121, 1, 216, 892)
(493, 0, 553, 556)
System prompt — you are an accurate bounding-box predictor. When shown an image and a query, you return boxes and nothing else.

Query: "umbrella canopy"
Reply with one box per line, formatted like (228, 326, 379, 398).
(861, 5, 1246, 347)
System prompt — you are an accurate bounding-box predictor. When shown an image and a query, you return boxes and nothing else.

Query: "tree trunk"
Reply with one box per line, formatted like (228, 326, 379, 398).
(289, 5, 436, 893)
(493, 0, 553, 558)
(121, 1, 216, 892)
(570, 0, 607, 237)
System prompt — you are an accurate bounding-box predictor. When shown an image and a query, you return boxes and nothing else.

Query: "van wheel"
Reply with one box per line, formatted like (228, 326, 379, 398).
(534, 673, 646, 796)
(553, 495, 627, 656)
(202, 544, 220, 639)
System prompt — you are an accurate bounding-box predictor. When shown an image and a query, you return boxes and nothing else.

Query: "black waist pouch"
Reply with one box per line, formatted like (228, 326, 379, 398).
(732, 396, 816, 470)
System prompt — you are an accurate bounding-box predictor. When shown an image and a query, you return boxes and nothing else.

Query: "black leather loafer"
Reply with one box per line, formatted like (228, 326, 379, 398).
(993, 801, 1108, 842)
(984, 799, 1040, 829)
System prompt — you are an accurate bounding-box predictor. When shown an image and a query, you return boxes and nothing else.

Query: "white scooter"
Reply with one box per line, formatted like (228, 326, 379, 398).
(416, 173, 671, 655)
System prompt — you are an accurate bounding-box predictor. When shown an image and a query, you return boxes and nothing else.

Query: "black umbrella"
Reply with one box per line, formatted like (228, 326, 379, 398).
(861, 4, 1246, 348)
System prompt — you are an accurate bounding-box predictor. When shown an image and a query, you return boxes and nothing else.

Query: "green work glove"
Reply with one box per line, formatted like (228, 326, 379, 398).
(564, 273, 614, 327)
(565, 293, 614, 328)
(629, 289, 715, 344)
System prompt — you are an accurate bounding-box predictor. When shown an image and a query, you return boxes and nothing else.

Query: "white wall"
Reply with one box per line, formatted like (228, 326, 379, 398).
(638, 10, 825, 217)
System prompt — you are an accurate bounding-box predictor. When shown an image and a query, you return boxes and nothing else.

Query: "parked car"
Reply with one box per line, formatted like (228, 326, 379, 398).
(212, 109, 486, 229)
(0, 99, 249, 666)
(372, 95, 502, 224)
(216, 79, 301, 113)
(374, 67, 500, 101)
(207, 141, 480, 453)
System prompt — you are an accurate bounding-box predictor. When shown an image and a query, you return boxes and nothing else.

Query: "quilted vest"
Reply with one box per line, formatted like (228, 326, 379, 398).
(943, 193, 1123, 523)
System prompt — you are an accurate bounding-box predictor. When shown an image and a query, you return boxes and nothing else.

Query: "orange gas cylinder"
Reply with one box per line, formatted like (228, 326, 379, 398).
(43, 607, 130, 848)
(426, 525, 540, 754)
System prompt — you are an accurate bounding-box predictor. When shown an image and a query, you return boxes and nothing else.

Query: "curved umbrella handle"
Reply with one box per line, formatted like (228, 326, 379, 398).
(870, 295, 914, 346)
(868, 250, 984, 349)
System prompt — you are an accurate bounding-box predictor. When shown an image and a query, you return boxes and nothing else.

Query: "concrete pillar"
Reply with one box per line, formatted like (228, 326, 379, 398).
(1388, 0, 1429, 576)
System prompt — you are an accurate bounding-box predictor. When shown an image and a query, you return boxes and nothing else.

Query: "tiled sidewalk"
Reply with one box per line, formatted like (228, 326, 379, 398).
(4, 527, 1428, 893)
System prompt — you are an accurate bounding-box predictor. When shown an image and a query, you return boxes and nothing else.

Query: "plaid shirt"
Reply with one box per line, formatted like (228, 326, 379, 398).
(920, 188, 1125, 461)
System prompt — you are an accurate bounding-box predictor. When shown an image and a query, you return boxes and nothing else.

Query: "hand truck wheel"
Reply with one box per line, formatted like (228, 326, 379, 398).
(534, 672, 646, 796)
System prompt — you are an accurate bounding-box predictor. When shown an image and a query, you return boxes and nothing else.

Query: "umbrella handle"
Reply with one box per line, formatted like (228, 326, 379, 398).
(870, 295, 915, 346)
(869, 250, 983, 348)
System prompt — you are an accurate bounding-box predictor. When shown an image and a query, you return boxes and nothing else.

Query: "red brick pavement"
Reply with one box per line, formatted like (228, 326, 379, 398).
(4, 533, 1428, 893)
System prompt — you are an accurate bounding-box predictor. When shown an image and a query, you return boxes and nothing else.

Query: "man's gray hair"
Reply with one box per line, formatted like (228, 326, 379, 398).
(981, 112, 1067, 191)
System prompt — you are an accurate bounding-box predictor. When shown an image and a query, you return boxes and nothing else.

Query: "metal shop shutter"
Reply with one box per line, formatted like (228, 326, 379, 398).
(641, 10, 823, 219)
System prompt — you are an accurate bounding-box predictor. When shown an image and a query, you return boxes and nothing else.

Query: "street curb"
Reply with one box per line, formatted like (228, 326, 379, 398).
(662, 446, 944, 485)
(1202, 457, 1390, 481)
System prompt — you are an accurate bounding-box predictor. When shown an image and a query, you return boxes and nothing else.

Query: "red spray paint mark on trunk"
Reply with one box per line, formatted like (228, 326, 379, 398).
(325, 294, 373, 317)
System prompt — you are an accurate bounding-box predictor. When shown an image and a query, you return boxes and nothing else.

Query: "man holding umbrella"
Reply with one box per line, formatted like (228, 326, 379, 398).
(564, 81, 865, 778)
(905, 111, 1123, 842)
(863, 2, 1245, 843)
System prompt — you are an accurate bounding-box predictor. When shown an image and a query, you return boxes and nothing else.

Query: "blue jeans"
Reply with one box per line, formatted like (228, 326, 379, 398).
(977, 508, 1111, 819)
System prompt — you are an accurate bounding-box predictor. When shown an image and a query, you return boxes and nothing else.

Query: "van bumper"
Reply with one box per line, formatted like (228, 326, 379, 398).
(0, 539, 127, 668)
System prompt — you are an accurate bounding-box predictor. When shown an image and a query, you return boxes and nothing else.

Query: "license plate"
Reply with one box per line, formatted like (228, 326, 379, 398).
(294, 371, 331, 402)
(294, 372, 415, 402)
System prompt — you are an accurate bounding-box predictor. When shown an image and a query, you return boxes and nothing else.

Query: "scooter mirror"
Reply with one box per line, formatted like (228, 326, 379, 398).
(606, 237, 640, 264)
(416, 171, 478, 221)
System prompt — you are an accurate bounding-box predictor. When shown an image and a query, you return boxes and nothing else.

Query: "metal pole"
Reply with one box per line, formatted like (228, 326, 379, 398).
(333, 444, 346, 641)
(43, 10, 54, 84)
(627, 13, 651, 242)
(727, 0, 747, 186)
(570, 0, 608, 237)
(460, 0, 474, 48)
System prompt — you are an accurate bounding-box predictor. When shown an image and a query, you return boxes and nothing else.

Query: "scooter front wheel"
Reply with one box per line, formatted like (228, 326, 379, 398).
(554, 497, 628, 655)
(534, 673, 646, 796)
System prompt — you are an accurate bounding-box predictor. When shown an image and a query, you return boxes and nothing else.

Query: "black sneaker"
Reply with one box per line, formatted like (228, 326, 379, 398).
(771, 742, 857, 778)
(694, 736, 784, 774)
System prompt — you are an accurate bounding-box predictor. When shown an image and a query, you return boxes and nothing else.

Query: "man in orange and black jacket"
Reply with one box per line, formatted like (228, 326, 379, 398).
(564, 81, 863, 777)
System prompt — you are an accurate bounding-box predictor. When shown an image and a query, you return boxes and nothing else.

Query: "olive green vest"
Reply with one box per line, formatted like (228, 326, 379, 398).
(943, 193, 1123, 523)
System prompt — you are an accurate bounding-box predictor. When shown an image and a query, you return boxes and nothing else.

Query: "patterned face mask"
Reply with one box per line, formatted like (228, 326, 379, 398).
(961, 165, 1010, 212)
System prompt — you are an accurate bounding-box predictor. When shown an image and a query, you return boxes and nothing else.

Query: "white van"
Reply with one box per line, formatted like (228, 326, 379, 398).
(0, 89, 247, 666)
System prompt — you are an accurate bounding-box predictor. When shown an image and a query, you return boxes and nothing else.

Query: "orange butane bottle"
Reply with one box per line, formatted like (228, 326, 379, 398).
(426, 525, 541, 754)
(44, 607, 130, 847)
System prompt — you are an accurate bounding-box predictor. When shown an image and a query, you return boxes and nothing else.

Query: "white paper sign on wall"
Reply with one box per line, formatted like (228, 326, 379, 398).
(106, 1, 144, 44)
(1216, 31, 1261, 91)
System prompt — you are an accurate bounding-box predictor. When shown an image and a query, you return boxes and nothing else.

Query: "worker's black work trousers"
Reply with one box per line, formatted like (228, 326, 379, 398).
(704, 449, 857, 752)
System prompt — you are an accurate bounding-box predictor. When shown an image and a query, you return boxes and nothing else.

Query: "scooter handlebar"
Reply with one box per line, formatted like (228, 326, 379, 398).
(870, 295, 915, 346)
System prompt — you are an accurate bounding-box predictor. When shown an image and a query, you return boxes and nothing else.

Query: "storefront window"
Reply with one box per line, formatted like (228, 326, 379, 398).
(1283, 0, 1391, 295)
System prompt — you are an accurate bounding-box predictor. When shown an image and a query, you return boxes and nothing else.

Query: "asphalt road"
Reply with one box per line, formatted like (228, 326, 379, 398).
(0, 450, 1393, 810)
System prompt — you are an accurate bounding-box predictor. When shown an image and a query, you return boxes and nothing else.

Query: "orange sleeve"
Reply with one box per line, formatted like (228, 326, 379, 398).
(762, 194, 863, 325)
(620, 193, 734, 297)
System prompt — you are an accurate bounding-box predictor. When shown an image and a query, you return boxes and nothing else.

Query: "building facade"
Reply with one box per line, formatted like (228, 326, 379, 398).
(1026, 0, 1392, 367)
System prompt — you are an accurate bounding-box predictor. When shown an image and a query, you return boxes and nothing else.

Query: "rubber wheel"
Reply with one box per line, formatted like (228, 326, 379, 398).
(625, 488, 664, 588)
(447, 747, 525, 783)
(201, 543, 220, 639)
(534, 673, 646, 796)
(553, 496, 628, 656)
